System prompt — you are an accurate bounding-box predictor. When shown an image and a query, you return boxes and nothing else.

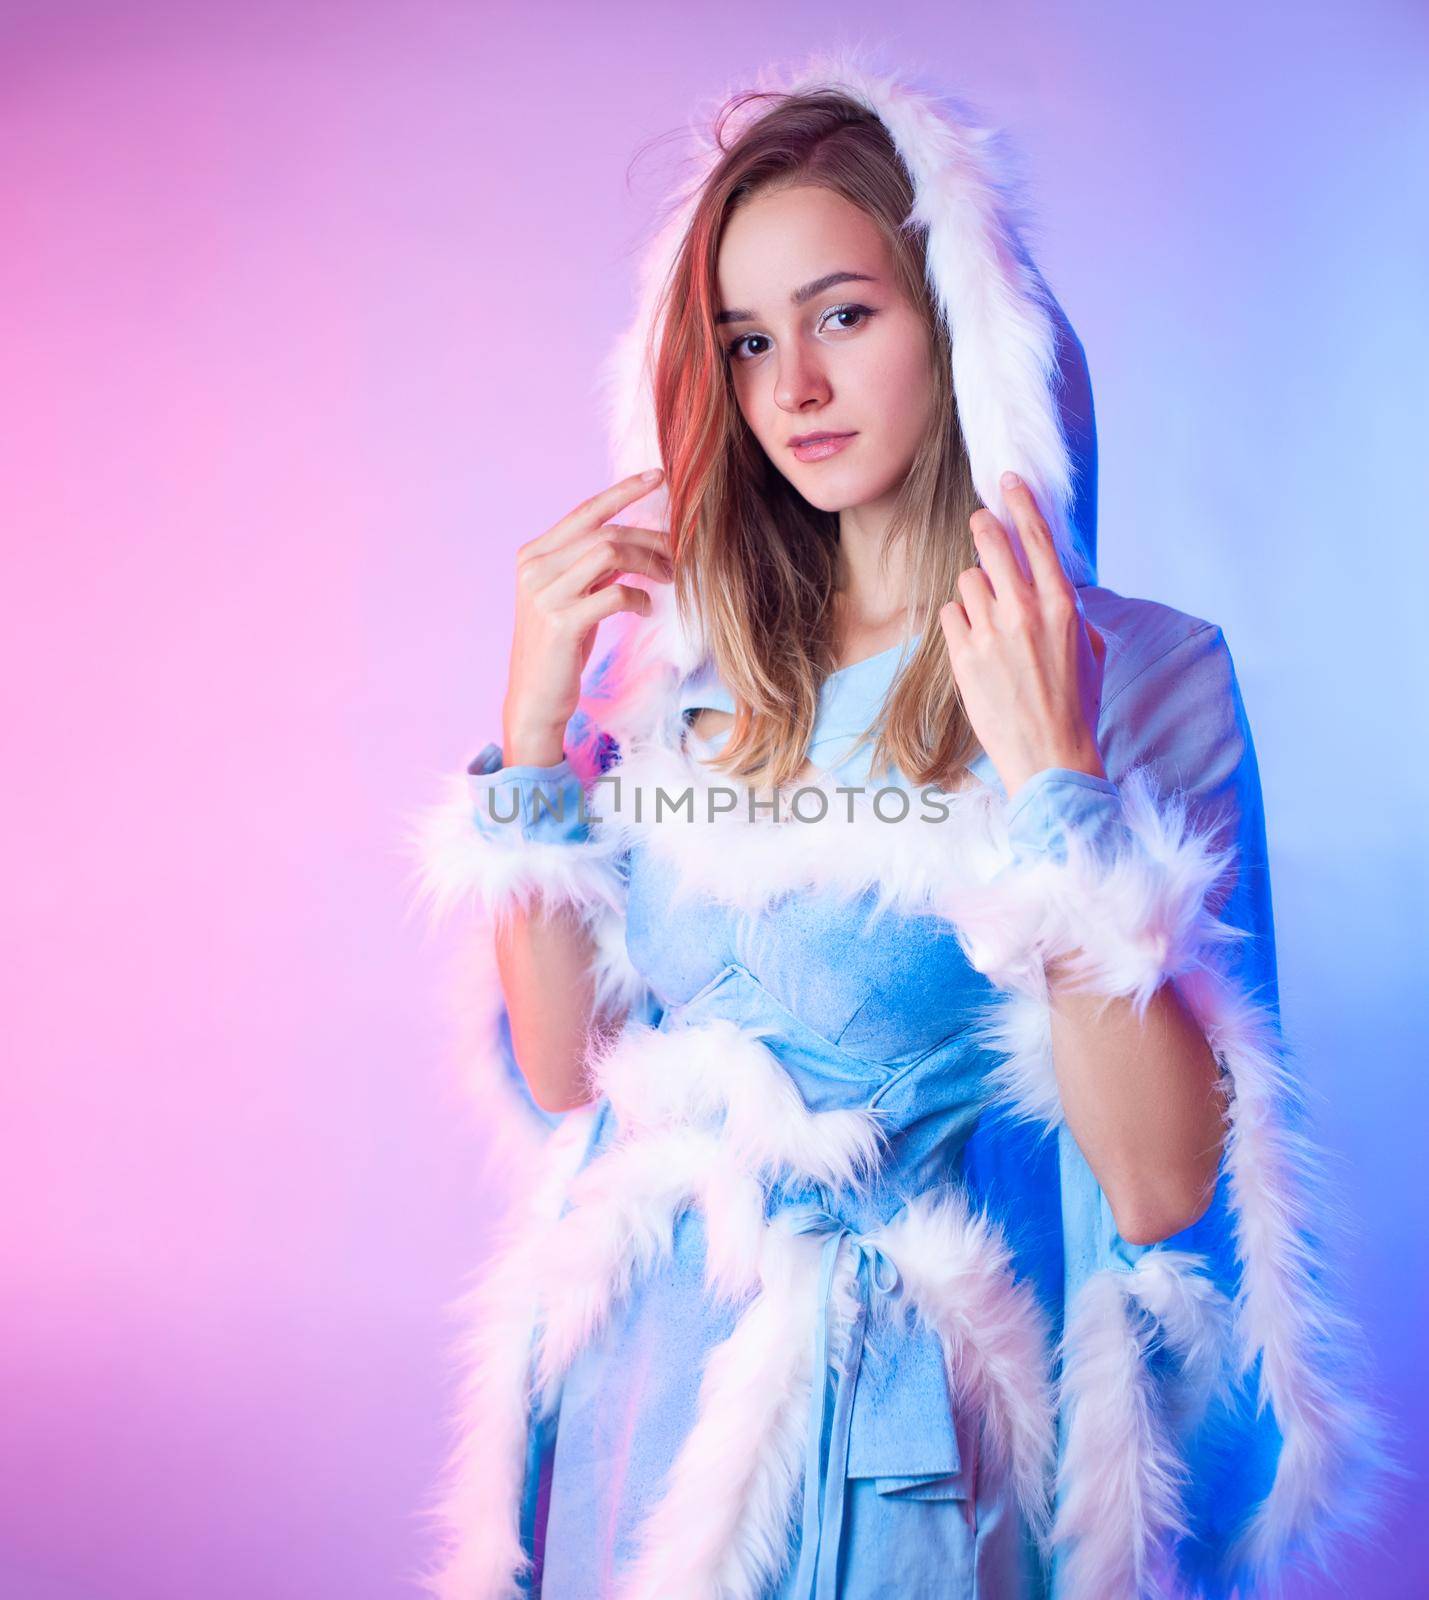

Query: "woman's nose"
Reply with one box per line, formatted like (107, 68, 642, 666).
(774, 347, 832, 412)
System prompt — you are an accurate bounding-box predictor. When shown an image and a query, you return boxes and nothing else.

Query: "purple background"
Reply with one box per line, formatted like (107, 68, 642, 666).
(2, 2, 1424, 1595)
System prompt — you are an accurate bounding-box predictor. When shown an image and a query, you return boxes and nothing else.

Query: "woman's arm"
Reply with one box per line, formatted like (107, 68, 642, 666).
(1045, 955, 1223, 1245)
(940, 472, 1233, 1244)
(411, 467, 672, 1116)
(995, 763, 1231, 1245)
(492, 896, 610, 1113)
(973, 761, 1232, 1245)
(486, 469, 671, 1108)
(487, 732, 622, 1115)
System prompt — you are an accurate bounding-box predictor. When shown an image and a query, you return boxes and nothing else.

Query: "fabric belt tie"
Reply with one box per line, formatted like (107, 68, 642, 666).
(785, 1206, 902, 1600)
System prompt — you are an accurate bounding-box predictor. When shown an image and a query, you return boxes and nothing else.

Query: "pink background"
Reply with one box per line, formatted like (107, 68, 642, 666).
(2, 2, 1424, 1595)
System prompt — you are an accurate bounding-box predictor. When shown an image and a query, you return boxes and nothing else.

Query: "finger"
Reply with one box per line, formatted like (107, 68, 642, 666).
(998, 474, 1073, 601)
(550, 538, 674, 603)
(602, 522, 673, 543)
(597, 523, 675, 559)
(969, 509, 1033, 599)
(568, 581, 654, 632)
(539, 523, 673, 583)
(955, 564, 996, 631)
(530, 468, 666, 556)
(938, 596, 971, 656)
(586, 548, 675, 594)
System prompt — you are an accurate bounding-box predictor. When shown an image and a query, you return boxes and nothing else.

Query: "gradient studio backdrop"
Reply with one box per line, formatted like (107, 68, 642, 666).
(2, 3, 1425, 1596)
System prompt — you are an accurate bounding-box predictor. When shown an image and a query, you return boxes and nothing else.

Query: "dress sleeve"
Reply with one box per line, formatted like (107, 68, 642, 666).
(950, 623, 1392, 1597)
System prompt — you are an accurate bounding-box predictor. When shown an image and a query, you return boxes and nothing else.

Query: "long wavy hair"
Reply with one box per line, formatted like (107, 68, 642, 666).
(650, 86, 984, 791)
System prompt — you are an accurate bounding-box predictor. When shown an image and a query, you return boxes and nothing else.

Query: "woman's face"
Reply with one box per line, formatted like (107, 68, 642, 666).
(714, 182, 937, 515)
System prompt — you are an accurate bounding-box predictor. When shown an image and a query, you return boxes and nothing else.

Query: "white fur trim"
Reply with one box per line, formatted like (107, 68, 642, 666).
(948, 763, 1242, 1013)
(1052, 1252, 1234, 1600)
(590, 741, 1241, 1030)
(535, 1017, 886, 1399)
(591, 743, 1246, 1046)
(416, 919, 554, 1229)
(869, 1187, 1059, 1547)
(785, 50, 1091, 585)
(403, 770, 628, 932)
(969, 987, 1064, 1133)
(617, 1181, 1060, 1596)
(590, 1015, 888, 1188)
(956, 761, 1249, 1132)
(985, 952, 1392, 1592)
(595, 736, 1008, 915)
(1177, 965, 1394, 1588)
(533, 1127, 768, 1402)
(616, 1217, 827, 1600)
(412, 1107, 598, 1600)
(587, 895, 651, 1019)
(600, 44, 1092, 605)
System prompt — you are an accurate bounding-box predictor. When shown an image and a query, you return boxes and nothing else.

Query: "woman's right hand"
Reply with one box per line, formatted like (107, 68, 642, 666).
(500, 468, 674, 766)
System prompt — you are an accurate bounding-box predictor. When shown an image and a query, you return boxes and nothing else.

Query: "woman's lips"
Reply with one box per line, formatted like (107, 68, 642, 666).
(790, 432, 857, 463)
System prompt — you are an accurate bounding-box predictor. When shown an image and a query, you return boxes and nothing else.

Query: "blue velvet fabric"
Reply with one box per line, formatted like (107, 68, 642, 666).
(471, 586, 1283, 1598)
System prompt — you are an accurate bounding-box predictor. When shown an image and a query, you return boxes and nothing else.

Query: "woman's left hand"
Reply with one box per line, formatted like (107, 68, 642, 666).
(938, 471, 1109, 801)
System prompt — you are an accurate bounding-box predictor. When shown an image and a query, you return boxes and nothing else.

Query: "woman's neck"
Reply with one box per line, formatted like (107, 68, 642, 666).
(832, 504, 913, 668)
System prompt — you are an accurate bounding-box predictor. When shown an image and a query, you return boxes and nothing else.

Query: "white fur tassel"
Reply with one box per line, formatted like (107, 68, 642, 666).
(1052, 1253, 1234, 1600)
(981, 924, 1393, 1592)
(615, 1219, 827, 1600)
(536, 1017, 889, 1398)
(1176, 965, 1395, 1589)
(411, 1108, 598, 1600)
(533, 1127, 768, 1403)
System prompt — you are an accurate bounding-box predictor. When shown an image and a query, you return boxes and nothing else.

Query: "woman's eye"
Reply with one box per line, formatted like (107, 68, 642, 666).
(724, 303, 877, 363)
(727, 333, 771, 362)
(819, 302, 876, 335)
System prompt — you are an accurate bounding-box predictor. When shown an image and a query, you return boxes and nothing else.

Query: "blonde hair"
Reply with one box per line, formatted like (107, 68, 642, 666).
(650, 86, 983, 790)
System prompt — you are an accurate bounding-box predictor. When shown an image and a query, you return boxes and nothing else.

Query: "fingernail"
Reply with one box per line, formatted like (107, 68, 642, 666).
(1001, 470, 1022, 490)
(641, 467, 663, 482)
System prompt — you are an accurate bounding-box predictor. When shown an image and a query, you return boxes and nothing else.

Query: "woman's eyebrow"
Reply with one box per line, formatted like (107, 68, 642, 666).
(715, 271, 880, 325)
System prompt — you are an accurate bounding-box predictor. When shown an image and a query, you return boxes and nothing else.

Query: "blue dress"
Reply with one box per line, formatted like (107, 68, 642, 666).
(541, 634, 1042, 1598)
(410, 586, 1389, 1600)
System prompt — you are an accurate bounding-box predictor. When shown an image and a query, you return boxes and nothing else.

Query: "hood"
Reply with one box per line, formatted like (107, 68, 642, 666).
(592, 46, 1099, 689)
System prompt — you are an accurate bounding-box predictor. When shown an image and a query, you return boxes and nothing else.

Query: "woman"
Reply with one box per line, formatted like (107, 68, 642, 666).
(409, 52, 1388, 1600)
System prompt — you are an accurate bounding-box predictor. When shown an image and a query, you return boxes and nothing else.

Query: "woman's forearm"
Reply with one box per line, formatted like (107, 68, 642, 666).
(494, 900, 616, 1114)
(493, 716, 620, 1115)
(1047, 962, 1225, 1245)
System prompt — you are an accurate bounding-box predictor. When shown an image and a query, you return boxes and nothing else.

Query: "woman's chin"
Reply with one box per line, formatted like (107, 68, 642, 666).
(785, 465, 897, 515)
